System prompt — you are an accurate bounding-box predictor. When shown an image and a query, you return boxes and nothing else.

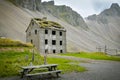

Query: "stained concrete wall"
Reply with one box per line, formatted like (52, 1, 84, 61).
(26, 21, 66, 54)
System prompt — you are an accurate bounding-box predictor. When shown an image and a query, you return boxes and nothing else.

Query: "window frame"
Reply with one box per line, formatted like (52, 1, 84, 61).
(52, 40, 56, 45)
(53, 50, 56, 53)
(60, 50, 63, 53)
(60, 32, 62, 36)
(45, 39, 48, 45)
(35, 29, 37, 35)
(45, 29, 48, 34)
(31, 39, 33, 44)
(29, 32, 31, 36)
(32, 22, 34, 26)
(45, 49, 48, 53)
(60, 41, 62, 45)
(52, 30, 56, 35)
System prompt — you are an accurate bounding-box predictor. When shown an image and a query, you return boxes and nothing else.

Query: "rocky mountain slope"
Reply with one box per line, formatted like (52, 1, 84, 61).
(11, 0, 88, 29)
(86, 3, 120, 51)
(0, 0, 90, 52)
(0, 0, 120, 54)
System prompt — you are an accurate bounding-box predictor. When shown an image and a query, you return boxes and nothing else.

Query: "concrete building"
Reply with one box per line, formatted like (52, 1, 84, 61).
(26, 18, 66, 54)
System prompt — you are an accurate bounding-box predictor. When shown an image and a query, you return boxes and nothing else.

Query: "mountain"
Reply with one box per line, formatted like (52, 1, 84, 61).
(87, 3, 120, 21)
(86, 3, 120, 51)
(0, 0, 92, 52)
(10, 0, 88, 29)
(100, 3, 120, 17)
(0, 0, 120, 54)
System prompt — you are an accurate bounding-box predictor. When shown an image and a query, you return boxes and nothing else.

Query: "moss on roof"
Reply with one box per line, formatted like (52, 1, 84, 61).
(34, 18, 63, 28)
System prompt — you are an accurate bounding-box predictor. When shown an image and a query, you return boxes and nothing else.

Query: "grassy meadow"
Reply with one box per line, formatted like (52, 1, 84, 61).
(60, 52, 120, 61)
(1, 38, 120, 78)
(0, 50, 86, 77)
(0, 38, 86, 77)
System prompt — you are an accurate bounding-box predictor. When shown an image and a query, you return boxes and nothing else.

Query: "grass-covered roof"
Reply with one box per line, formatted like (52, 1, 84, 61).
(34, 18, 63, 29)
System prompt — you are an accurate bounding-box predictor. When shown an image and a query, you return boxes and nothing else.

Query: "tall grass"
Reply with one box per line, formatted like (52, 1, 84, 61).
(0, 38, 33, 47)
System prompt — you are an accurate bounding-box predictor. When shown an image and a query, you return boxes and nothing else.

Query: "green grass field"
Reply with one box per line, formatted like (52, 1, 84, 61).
(60, 52, 120, 61)
(0, 50, 86, 77)
(0, 38, 85, 77)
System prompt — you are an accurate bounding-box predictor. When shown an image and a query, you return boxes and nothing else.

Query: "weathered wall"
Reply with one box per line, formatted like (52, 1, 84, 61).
(39, 28, 66, 54)
(26, 20, 66, 54)
(26, 21, 40, 52)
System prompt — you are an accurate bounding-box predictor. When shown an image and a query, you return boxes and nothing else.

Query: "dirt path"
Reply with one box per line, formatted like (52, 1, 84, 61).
(49, 54, 120, 80)
(60, 61, 120, 80)
(0, 54, 120, 80)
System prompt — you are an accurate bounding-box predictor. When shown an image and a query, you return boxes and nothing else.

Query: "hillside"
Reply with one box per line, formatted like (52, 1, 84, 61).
(0, 0, 120, 54)
(86, 3, 120, 51)
(10, 0, 88, 29)
(0, 38, 32, 47)
(0, 0, 94, 52)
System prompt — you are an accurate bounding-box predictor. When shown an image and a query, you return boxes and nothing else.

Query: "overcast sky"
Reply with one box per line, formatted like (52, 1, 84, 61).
(42, 0, 120, 17)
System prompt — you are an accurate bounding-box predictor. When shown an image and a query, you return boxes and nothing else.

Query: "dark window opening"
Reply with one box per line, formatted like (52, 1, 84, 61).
(60, 50, 63, 53)
(31, 40, 33, 44)
(60, 32, 62, 36)
(45, 39, 48, 45)
(60, 41, 62, 45)
(29, 32, 31, 36)
(52, 31, 56, 35)
(32, 22, 34, 26)
(45, 29, 48, 34)
(53, 50, 56, 53)
(35, 30, 37, 34)
(45, 49, 48, 53)
(52, 40, 56, 45)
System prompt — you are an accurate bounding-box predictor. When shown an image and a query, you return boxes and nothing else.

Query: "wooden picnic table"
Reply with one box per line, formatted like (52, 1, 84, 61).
(20, 64, 61, 78)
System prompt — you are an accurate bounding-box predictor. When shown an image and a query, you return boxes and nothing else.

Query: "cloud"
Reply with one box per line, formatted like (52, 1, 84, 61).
(41, 0, 52, 2)
(92, 1, 110, 12)
(42, 0, 120, 17)
(92, 0, 120, 12)
(54, 0, 95, 17)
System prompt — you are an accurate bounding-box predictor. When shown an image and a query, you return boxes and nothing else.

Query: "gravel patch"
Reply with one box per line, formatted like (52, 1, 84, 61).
(61, 61, 120, 80)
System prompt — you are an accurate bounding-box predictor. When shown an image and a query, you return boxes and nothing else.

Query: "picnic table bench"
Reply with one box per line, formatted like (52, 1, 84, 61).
(19, 64, 62, 79)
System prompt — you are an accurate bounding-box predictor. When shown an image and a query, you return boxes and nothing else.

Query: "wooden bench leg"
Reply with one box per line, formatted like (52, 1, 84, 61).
(27, 76, 32, 80)
(47, 67, 51, 71)
(56, 72, 59, 77)
(50, 66, 57, 71)
(21, 69, 29, 78)
(21, 72, 24, 78)
(53, 66, 56, 70)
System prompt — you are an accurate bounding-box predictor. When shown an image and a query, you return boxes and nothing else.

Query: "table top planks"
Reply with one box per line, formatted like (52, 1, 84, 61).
(21, 64, 58, 69)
